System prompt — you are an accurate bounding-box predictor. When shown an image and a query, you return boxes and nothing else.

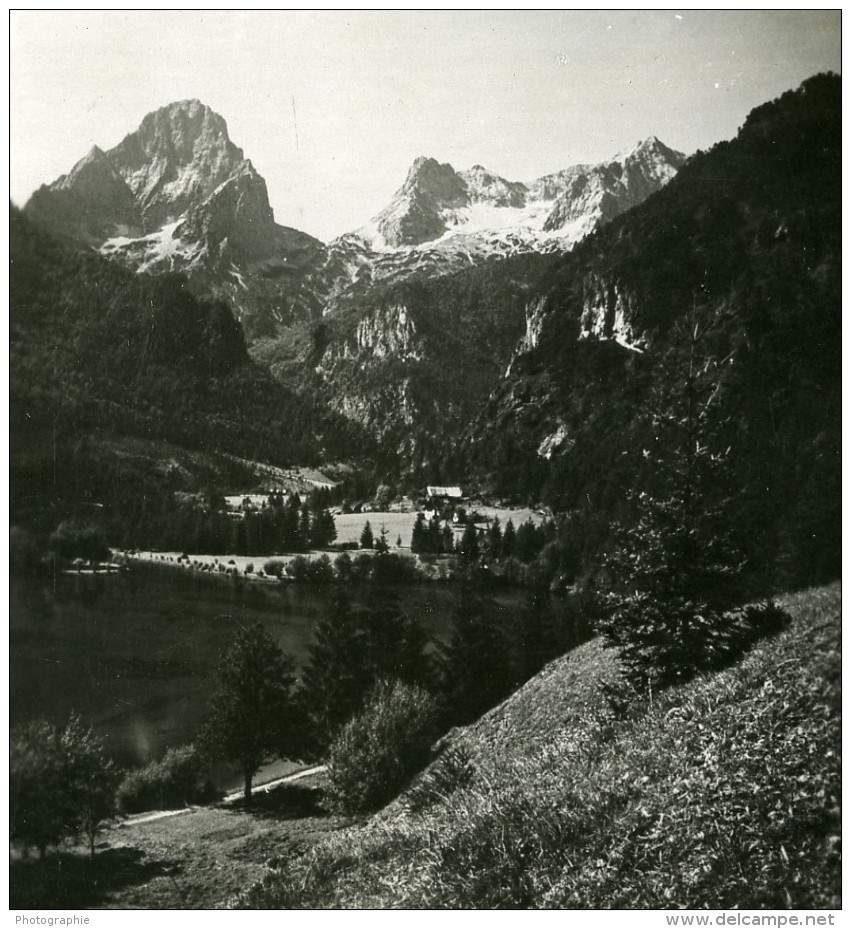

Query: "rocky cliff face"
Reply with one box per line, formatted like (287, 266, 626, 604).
(105, 100, 246, 231)
(462, 73, 840, 525)
(23, 100, 685, 350)
(357, 137, 685, 255)
(578, 275, 646, 352)
(506, 296, 548, 375)
(373, 157, 469, 247)
(24, 145, 143, 244)
(539, 137, 685, 232)
(24, 100, 324, 331)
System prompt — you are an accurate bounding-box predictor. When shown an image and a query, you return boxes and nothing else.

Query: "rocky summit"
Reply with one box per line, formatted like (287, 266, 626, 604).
(356, 136, 685, 252)
(24, 100, 323, 327)
(24, 101, 685, 340)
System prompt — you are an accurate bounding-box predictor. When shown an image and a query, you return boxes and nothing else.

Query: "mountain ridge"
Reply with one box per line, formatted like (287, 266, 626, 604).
(356, 137, 685, 251)
(22, 101, 686, 342)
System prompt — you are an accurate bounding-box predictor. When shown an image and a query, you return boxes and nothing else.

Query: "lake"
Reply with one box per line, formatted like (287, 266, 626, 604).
(10, 562, 587, 775)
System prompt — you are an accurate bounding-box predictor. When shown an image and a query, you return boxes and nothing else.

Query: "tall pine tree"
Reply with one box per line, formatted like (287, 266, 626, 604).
(438, 579, 513, 726)
(298, 588, 371, 754)
(599, 306, 746, 691)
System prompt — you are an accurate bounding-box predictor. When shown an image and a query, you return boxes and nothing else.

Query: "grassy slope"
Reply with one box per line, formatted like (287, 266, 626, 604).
(10, 777, 342, 910)
(240, 584, 840, 909)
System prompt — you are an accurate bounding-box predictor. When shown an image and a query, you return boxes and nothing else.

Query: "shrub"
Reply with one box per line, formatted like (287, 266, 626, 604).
(286, 555, 334, 585)
(309, 554, 335, 585)
(501, 556, 527, 586)
(326, 680, 440, 815)
(352, 553, 374, 583)
(370, 552, 419, 585)
(263, 559, 285, 578)
(720, 601, 791, 660)
(117, 744, 218, 814)
(10, 716, 119, 858)
(334, 552, 353, 583)
(47, 522, 110, 563)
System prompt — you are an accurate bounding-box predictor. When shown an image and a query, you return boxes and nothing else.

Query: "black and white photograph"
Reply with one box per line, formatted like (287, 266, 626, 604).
(9, 10, 841, 912)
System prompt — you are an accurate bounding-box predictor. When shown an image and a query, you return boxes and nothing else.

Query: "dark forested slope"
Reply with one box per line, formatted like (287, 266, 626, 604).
(462, 74, 840, 588)
(10, 206, 370, 534)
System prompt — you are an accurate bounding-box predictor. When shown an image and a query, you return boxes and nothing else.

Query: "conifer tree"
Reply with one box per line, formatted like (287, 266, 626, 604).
(427, 516, 442, 553)
(515, 520, 539, 563)
(375, 524, 390, 554)
(599, 308, 746, 691)
(361, 585, 431, 687)
(486, 517, 503, 560)
(310, 507, 337, 549)
(438, 580, 513, 725)
(411, 513, 427, 553)
(441, 523, 454, 555)
(200, 624, 297, 800)
(299, 588, 371, 753)
(459, 519, 480, 562)
(299, 502, 312, 551)
(360, 520, 374, 550)
(282, 500, 300, 552)
(502, 519, 517, 559)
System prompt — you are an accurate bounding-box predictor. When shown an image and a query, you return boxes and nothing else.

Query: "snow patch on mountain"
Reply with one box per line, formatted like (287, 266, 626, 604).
(101, 219, 203, 271)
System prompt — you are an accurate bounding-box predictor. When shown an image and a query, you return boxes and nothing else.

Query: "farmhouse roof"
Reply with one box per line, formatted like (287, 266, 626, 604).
(427, 485, 463, 498)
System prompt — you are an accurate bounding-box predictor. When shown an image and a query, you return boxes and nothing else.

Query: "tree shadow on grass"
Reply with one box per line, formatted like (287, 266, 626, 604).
(227, 783, 327, 821)
(10, 846, 179, 909)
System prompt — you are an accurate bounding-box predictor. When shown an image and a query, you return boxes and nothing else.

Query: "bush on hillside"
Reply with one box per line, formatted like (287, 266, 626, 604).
(117, 744, 219, 814)
(10, 715, 119, 858)
(47, 522, 110, 563)
(286, 554, 334, 585)
(326, 680, 440, 815)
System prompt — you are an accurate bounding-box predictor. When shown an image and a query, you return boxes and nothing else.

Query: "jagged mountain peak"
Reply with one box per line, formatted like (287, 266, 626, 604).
(401, 156, 467, 200)
(459, 164, 527, 207)
(23, 99, 323, 310)
(132, 99, 238, 153)
(359, 138, 685, 250)
(100, 100, 245, 229)
(619, 135, 686, 168)
(57, 144, 121, 189)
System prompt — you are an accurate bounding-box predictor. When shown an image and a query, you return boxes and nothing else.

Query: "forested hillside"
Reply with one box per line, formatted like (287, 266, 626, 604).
(261, 252, 563, 479)
(461, 73, 840, 590)
(10, 206, 372, 535)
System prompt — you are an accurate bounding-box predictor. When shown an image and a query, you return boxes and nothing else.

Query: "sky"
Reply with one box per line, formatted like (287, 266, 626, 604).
(9, 10, 841, 242)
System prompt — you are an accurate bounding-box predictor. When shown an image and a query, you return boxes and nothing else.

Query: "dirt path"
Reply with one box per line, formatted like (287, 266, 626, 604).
(11, 764, 342, 909)
(121, 764, 327, 827)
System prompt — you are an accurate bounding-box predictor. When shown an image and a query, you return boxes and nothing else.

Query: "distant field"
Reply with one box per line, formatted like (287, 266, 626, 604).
(334, 507, 547, 548)
(334, 512, 418, 547)
(124, 508, 545, 564)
